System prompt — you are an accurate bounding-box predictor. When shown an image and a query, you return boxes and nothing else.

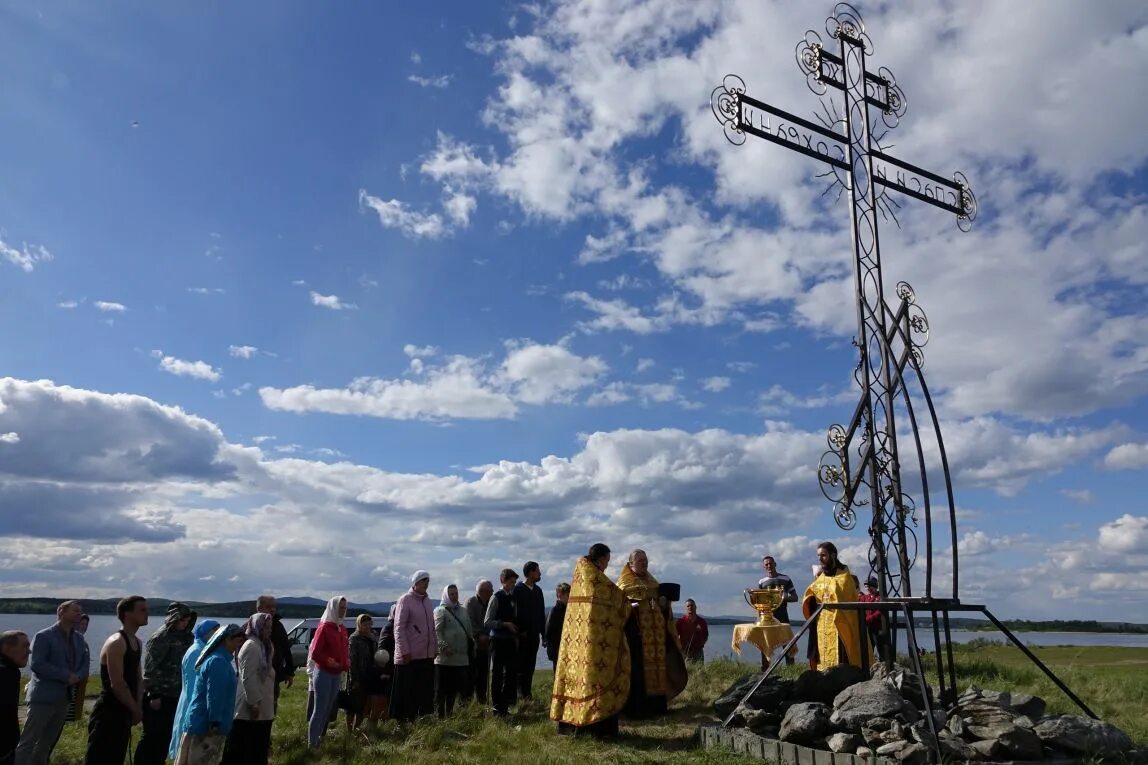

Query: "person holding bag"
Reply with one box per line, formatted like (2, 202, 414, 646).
(433, 585, 472, 718)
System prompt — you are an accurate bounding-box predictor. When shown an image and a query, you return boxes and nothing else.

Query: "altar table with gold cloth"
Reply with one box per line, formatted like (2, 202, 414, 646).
(731, 623, 798, 660)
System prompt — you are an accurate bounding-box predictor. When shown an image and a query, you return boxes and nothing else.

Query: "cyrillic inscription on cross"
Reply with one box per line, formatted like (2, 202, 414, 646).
(711, 3, 976, 602)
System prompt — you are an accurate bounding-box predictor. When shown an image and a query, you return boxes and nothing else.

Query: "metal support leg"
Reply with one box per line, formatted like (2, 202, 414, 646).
(941, 610, 957, 706)
(900, 604, 941, 764)
(721, 606, 822, 728)
(979, 608, 1097, 719)
(929, 610, 947, 703)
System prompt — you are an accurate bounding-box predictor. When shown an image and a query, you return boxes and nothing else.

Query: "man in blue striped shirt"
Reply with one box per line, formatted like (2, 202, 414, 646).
(757, 556, 798, 668)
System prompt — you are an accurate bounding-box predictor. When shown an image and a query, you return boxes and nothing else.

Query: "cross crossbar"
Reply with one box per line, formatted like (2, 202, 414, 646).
(737, 94, 850, 171)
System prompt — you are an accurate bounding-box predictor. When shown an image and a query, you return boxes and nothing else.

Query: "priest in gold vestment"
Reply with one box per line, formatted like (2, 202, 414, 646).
(802, 541, 872, 669)
(550, 543, 631, 737)
(617, 549, 688, 718)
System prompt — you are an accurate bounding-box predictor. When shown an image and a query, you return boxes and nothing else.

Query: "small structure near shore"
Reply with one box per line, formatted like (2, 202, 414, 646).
(702, 666, 1139, 764)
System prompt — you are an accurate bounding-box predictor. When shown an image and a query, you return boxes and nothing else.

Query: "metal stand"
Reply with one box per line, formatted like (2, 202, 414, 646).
(721, 600, 1098, 762)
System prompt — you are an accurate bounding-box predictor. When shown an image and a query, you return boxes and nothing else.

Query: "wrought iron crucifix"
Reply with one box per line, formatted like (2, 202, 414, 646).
(712, 10, 1103, 735)
(712, 3, 976, 603)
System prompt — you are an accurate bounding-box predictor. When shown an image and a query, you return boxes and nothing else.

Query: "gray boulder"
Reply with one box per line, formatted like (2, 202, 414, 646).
(873, 666, 931, 711)
(779, 702, 832, 745)
(894, 743, 930, 765)
(1007, 692, 1047, 720)
(958, 701, 1018, 730)
(832, 679, 915, 730)
(968, 721, 1020, 740)
(733, 705, 774, 734)
(1033, 715, 1133, 757)
(997, 725, 1044, 760)
(937, 731, 981, 762)
(855, 746, 873, 759)
(793, 664, 866, 706)
(860, 718, 904, 749)
(875, 740, 908, 757)
(960, 685, 1047, 720)
(827, 732, 863, 753)
(907, 721, 937, 751)
(713, 674, 794, 717)
(970, 739, 1003, 759)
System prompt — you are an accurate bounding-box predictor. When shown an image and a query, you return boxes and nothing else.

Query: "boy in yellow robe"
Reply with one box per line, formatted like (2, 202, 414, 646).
(802, 542, 873, 669)
(550, 543, 630, 737)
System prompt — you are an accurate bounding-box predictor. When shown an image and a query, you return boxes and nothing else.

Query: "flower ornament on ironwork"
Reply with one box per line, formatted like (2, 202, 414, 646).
(874, 66, 908, 129)
(796, 31, 829, 95)
(954, 171, 978, 232)
(826, 3, 872, 53)
(709, 74, 746, 146)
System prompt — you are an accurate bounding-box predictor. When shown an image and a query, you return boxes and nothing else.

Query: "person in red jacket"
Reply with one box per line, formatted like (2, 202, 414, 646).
(306, 596, 349, 751)
(857, 577, 887, 661)
(675, 599, 709, 663)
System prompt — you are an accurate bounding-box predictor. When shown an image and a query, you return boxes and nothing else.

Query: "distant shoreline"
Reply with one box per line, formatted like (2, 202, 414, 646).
(0, 596, 391, 620)
(3, 598, 1146, 634)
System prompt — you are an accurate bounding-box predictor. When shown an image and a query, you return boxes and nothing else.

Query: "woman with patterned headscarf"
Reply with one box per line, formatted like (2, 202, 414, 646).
(222, 613, 276, 765)
(167, 619, 219, 761)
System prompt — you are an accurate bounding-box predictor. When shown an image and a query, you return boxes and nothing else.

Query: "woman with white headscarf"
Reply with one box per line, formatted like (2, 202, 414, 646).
(433, 584, 472, 718)
(222, 613, 275, 765)
(306, 596, 349, 750)
(390, 571, 437, 721)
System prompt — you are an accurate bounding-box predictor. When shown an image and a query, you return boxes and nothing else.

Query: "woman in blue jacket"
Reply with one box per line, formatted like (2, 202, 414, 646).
(177, 624, 244, 765)
(167, 619, 219, 761)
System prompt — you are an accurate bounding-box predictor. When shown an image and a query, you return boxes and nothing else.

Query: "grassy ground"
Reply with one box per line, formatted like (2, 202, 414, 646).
(936, 640, 1148, 744)
(34, 643, 1148, 763)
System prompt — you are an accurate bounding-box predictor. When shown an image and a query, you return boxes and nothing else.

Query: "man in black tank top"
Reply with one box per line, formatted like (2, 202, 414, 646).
(85, 596, 148, 765)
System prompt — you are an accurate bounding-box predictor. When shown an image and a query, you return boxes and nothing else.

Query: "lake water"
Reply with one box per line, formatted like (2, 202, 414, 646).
(706, 624, 1148, 664)
(6, 613, 1147, 675)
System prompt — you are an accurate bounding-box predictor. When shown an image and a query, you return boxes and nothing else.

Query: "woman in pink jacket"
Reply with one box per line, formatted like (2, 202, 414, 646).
(306, 596, 349, 750)
(390, 571, 437, 720)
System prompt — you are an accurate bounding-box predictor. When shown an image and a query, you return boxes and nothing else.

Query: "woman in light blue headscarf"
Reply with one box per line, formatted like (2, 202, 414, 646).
(168, 619, 220, 760)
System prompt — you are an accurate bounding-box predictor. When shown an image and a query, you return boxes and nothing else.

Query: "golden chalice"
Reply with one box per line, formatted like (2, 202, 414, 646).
(744, 587, 785, 627)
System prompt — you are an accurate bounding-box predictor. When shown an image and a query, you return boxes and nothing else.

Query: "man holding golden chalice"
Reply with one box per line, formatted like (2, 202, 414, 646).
(734, 582, 799, 670)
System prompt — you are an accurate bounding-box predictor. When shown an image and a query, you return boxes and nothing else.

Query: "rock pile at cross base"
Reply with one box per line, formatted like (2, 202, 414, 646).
(714, 664, 1137, 763)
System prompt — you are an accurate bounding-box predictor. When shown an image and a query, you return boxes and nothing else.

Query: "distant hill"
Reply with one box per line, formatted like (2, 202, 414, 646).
(0, 597, 392, 619)
(275, 597, 327, 607)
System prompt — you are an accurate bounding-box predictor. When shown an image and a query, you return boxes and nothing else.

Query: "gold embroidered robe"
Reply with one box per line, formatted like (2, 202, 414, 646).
(549, 557, 631, 727)
(802, 564, 872, 668)
(616, 563, 686, 702)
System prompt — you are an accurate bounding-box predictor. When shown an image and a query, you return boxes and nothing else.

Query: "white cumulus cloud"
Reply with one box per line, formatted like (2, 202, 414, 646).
(310, 292, 357, 311)
(359, 190, 446, 239)
(0, 235, 52, 272)
(151, 351, 222, 382)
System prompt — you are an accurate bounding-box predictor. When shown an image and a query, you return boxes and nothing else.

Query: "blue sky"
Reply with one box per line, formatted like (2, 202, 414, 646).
(1, 0, 1147, 622)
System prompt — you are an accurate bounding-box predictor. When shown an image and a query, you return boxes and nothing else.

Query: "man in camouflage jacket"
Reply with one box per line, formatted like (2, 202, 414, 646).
(133, 602, 194, 765)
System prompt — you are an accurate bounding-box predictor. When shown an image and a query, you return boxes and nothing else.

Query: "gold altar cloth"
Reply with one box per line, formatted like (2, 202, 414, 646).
(731, 623, 798, 659)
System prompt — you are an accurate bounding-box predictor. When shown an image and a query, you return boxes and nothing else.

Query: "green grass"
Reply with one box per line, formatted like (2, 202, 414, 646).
(940, 642, 1148, 744)
(34, 646, 1148, 763)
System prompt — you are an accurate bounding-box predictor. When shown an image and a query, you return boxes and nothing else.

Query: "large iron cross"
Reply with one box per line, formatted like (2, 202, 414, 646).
(711, 3, 975, 601)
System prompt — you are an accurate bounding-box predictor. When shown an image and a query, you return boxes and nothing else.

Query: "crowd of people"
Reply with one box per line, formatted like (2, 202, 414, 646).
(0, 539, 882, 763)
